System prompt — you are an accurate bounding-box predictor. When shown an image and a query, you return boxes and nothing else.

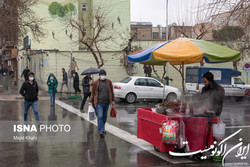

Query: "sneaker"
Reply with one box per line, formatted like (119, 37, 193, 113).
(80, 109, 84, 113)
(99, 132, 105, 138)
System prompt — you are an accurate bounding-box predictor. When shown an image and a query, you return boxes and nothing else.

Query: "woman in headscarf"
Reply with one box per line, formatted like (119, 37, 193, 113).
(73, 72, 81, 94)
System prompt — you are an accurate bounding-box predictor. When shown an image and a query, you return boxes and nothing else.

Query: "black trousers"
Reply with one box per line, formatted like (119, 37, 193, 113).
(80, 92, 91, 110)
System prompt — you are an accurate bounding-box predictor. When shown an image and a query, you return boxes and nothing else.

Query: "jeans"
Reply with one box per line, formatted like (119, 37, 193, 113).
(80, 92, 91, 110)
(24, 101, 39, 122)
(49, 93, 56, 105)
(96, 102, 109, 133)
(60, 80, 69, 93)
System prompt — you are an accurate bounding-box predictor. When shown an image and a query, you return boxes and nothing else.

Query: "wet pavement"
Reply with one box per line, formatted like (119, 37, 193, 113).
(1, 78, 250, 166)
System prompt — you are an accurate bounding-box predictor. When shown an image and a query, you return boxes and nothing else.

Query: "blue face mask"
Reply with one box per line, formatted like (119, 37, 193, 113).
(29, 77, 34, 81)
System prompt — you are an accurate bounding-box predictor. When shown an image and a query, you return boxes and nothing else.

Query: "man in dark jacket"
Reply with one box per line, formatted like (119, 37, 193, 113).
(21, 66, 30, 81)
(60, 68, 69, 93)
(201, 72, 225, 116)
(19, 72, 39, 122)
(80, 74, 93, 112)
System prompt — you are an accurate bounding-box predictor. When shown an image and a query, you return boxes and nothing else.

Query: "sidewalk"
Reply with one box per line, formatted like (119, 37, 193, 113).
(0, 77, 83, 101)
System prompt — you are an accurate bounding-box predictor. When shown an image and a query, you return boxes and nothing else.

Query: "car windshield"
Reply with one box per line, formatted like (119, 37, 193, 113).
(120, 77, 132, 83)
(234, 78, 244, 84)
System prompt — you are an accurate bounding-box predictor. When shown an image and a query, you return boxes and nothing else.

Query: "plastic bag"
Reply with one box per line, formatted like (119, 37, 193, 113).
(162, 120, 179, 144)
(178, 119, 186, 149)
(87, 105, 96, 121)
(110, 107, 117, 118)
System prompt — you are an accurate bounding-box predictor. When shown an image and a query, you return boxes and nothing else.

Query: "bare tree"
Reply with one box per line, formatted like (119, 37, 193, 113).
(0, 0, 47, 45)
(67, 6, 116, 68)
(207, 0, 250, 70)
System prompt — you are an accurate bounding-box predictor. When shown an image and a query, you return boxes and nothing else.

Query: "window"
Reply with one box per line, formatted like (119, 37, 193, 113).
(82, 4, 87, 12)
(212, 19, 216, 25)
(120, 77, 132, 83)
(220, 17, 224, 24)
(147, 79, 161, 87)
(234, 78, 244, 84)
(83, 28, 86, 35)
(134, 78, 147, 86)
(153, 32, 159, 39)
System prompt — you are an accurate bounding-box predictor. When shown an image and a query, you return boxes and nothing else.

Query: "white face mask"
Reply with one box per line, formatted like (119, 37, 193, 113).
(100, 75, 106, 80)
(50, 76, 54, 80)
(29, 77, 34, 81)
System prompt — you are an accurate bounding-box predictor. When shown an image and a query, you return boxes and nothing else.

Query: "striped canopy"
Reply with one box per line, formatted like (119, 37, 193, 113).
(128, 37, 241, 65)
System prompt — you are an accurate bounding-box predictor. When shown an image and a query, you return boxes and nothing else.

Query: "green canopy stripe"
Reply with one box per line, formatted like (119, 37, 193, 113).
(189, 38, 241, 62)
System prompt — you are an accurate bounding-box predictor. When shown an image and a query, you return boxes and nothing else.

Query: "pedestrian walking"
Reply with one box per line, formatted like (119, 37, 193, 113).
(21, 66, 30, 81)
(47, 73, 58, 105)
(143, 65, 152, 77)
(80, 74, 93, 112)
(73, 72, 81, 94)
(19, 72, 39, 123)
(89, 69, 115, 138)
(60, 68, 69, 93)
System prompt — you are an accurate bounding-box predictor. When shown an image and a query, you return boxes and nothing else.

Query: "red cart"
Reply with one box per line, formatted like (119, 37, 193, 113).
(137, 108, 215, 153)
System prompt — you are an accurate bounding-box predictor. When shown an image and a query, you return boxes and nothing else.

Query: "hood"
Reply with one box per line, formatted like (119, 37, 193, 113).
(48, 73, 56, 80)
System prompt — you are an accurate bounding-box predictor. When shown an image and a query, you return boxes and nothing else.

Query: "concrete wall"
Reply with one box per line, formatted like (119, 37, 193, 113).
(18, 48, 250, 93)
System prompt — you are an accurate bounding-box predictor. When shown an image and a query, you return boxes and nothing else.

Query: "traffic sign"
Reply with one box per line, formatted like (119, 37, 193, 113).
(243, 62, 250, 72)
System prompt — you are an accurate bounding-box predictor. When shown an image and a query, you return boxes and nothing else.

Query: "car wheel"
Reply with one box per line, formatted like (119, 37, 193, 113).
(125, 93, 136, 103)
(166, 93, 177, 101)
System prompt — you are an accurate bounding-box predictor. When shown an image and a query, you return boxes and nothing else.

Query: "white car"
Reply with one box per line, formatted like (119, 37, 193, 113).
(113, 76, 181, 103)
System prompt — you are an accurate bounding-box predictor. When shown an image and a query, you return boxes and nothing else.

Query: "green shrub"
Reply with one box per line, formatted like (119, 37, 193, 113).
(48, 2, 75, 17)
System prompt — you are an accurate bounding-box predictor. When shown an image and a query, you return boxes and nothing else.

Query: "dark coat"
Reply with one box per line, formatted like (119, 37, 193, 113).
(19, 81, 39, 102)
(73, 72, 79, 85)
(73, 72, 81, 92)
(82, 76, 93, 93)
(62, 71, 68, 82)
(22, 69, 30, 81)
(201, 80, 225, 116)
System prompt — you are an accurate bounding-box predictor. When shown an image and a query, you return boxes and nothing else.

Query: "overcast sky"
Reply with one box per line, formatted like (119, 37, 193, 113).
(131, 0, 209, 26)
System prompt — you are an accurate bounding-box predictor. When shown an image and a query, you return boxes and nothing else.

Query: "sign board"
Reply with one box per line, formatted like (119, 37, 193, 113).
(243, 63, 250, 72)
(23, 36, 29, 50)
(210, 70, 222, 80)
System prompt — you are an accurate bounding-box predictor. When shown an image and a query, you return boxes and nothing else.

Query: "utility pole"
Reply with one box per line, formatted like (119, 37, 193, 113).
(166, 0, 169, 86)
(69, 48, 72, 94)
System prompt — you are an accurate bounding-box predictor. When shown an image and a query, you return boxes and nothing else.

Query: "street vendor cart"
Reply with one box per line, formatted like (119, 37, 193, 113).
(137, 108, 216, 153)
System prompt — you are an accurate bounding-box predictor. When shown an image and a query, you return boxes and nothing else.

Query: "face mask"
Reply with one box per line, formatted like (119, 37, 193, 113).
(29, 77, 34, 81)
(100, 75, 106, 80)
(50, 76, 54, 80)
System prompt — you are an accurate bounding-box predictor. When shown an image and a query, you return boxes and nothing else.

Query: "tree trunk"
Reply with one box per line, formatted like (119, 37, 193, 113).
(80, 40, 100, 68)
(162, 65, 166, 83)
(200, 61, 204, 66)
(233, 61, 238, 70)
(95, 42, 104, 67)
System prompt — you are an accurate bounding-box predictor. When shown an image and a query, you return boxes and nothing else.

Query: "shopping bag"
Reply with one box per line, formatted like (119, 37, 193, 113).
(110, 107, 117, 118)
(87, 105, 96, 121)
(162, 120, 179, 144)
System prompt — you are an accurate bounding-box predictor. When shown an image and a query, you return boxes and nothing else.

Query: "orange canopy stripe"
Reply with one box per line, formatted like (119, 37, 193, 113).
(153, 38, 204, 63)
